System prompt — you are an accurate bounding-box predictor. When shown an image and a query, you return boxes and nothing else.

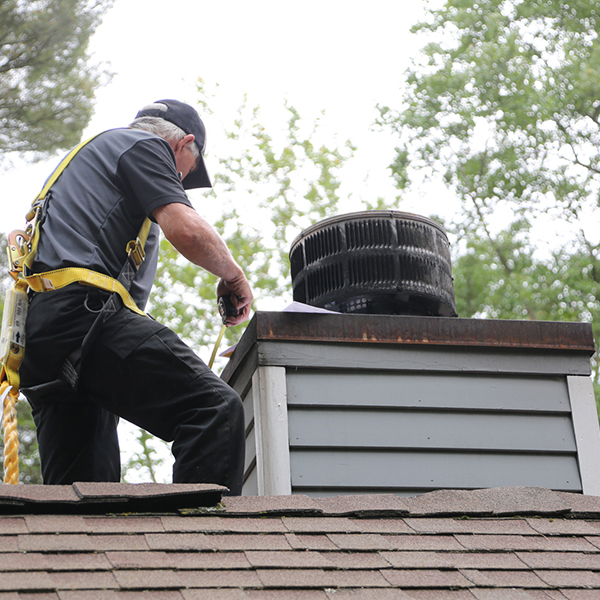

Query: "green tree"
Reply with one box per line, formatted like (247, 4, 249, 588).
(379, 0, 600, 393)
(0, 0, 113, 160)
(380, 0, 600, 228)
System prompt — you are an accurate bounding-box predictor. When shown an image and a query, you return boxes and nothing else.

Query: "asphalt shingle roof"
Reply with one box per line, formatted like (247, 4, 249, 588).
(1, 485, 600, 598)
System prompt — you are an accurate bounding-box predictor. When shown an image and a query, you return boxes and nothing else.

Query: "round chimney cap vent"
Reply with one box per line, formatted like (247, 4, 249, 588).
(289, 210, 457, 317)
(290, 210, 448, 247)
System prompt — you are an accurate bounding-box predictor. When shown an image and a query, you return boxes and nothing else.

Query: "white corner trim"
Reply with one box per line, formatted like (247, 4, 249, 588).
(568, 375, 600, 496)
(252, 366, 292, 496)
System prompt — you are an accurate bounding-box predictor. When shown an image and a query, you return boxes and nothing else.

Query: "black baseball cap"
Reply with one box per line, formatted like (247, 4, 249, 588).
(135, 99, 211, 189)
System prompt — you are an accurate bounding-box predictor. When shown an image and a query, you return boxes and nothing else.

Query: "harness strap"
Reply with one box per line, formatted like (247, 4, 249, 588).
(24, 266, 147, 318)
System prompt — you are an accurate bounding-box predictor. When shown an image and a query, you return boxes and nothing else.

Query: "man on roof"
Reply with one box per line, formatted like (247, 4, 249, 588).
(19, 99, 252, 494)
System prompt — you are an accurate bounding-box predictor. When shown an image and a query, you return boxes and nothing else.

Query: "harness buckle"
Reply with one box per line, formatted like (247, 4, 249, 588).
(126, 238, 146, 269)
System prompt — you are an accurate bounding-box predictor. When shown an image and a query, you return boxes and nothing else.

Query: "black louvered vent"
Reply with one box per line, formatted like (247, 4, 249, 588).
(289, 211, 457, 316)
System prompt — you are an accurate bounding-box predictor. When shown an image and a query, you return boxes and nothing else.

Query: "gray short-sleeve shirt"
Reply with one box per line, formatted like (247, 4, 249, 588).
(32, 128, 194, 309)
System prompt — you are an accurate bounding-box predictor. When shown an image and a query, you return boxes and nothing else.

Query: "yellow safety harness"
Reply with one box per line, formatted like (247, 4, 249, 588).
(1, 133, 151, 484)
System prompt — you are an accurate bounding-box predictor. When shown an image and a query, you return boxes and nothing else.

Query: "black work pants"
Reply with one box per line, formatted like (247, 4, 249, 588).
(20, 286, 245, 494)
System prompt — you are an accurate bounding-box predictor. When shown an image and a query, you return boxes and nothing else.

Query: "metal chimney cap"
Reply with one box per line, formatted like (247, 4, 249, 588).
(290, 210, 448, 248)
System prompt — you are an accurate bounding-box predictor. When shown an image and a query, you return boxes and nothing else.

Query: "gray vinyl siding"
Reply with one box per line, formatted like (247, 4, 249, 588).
(222, 313, 597, 497)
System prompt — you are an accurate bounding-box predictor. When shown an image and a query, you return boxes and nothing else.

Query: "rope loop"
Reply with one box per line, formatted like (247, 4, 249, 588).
(1, 381, 19, 484)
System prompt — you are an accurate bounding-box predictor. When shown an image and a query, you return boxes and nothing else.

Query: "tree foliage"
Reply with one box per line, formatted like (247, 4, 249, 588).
(0, 0, 113, 160)
(380, 0, 600, 229)
(379, 0, 600, 397)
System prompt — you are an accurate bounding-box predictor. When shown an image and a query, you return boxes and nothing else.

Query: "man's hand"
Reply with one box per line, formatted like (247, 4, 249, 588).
(217, 274, 253, 326)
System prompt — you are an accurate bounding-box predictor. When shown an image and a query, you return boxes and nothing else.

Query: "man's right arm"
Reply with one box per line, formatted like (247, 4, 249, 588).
(152, 202, 253, 326)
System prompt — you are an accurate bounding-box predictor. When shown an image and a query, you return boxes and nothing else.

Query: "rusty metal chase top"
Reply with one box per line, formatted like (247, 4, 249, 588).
(244, 312, 594, 350)
(221, 312, 595, 383)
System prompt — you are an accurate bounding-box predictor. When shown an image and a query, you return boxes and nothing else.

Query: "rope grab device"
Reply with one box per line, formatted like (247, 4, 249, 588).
(1, 132, 151, 484)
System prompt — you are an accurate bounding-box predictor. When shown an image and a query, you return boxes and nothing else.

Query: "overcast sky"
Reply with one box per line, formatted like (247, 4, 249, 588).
(1, 0, 448, 234)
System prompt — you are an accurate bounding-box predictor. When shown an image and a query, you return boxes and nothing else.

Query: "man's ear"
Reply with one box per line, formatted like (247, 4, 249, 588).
(177, 134, 195, 152)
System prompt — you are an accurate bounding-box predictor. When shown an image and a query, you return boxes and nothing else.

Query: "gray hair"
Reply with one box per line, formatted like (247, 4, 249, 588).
(129, 112, 200, 162)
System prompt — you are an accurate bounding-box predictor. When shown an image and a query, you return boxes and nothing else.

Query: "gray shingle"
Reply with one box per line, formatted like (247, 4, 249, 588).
(384, 534, 466, 551)
(325, 589, 413, 599)
(380, 551, 528, 570)
(455, 534, 598, 552)
(256, 568, 391, 588)
(114, 569, 262, 589)
(0, 552, 111, 571)
(327, 533, 395, 550)
(516, 551, 600, 570)
(381, 568, 474, 588)
(534, 570, 600, 588)
(281, 517, 362, 533)
(161, 515, 287, 533)
(460, 569, 548, 588)
(245, 550, 331, 568)
(222, 495, 321, 515)
(0, 518, 27, 534)
(314, 494, 410, 517)
(403, 518, 538, 535)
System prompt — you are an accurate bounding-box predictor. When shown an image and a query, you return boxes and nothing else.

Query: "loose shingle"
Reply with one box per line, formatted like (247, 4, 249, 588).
(315, 495, 410, 517)
(403, 490, 496, 517)
(222, 495, 321, 515)
(73, 482, 224, 512)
